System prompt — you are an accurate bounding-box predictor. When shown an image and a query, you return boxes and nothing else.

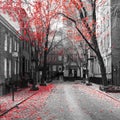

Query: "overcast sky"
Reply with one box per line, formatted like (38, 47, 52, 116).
(0, 10, 20, 31)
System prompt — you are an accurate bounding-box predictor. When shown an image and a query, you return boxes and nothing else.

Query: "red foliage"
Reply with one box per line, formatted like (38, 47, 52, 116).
(0, 0, 108, 45)
(0, 0, 61, 45)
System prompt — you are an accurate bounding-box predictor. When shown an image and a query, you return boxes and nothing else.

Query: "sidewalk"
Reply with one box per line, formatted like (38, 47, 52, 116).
(1, 80, 120, 117)
(89, 83, 120, 101)
(0, 84, 54, 116)
(75, 80, 120, 102)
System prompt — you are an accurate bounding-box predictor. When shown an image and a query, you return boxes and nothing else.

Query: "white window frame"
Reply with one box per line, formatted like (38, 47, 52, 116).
(17, 43, 19, 52)
(4, 34, 8, 51)
(9, 37, 12, 53)
(58, 55, 62, 61)
(14, 38, 17, 51)
(9, 60, 11, 77)
(14, 61, 17, 74)
(53, 65, 56, 71)
(4, 58, 7, 78)
(18, 59, 19, 74)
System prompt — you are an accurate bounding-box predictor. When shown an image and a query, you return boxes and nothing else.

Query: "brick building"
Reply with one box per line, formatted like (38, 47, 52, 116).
(0, 14, 20, 95)
(47, 31, 64, 80)
(0, 11, 34, 95)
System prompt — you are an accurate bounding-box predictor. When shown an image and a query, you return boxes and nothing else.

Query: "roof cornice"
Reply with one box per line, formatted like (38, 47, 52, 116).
(0, 14, 21, 38)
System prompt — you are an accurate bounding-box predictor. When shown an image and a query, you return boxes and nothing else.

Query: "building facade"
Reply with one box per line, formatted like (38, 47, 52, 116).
(111, 0, 120, 85)
(47, 31, 64, 80)
(0, 14, 20, 95)
(0, 11, 34, 95)
(88, 0, 120, 85)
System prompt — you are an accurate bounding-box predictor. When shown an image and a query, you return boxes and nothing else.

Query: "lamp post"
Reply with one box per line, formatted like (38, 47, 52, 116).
(11, 51, 18, 101)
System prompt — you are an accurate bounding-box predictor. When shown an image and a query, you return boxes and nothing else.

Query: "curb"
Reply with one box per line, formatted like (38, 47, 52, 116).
(74, 80, 120, 103)
(0, 90, 40, 116)
(89, 86, 120, 103)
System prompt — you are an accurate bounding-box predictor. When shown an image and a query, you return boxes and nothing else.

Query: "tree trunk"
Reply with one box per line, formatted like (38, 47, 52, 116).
(95, 49, 108, 86)
(92, 34, 108, 86)
(58, 1, 108, 87)
(40, 26, 50, 86)
(92, 2, 108, 86)
(30, 46, 39, 90)
(40, 40, 48, 86)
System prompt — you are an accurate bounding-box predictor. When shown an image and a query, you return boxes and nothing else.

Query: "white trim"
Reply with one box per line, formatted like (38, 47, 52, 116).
(0, 15, 21, 38)
(9, 37, 12, 53)
(9, 60, 11, 77)
(4, 33, 7, 51)
(4, 58, 7, 78)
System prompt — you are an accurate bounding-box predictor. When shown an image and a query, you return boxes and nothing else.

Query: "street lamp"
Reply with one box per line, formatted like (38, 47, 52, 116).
(11, 51, 18, 101)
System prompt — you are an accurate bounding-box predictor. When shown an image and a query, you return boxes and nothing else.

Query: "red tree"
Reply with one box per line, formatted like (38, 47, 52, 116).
(0, 0, 62, 85)
(59, 0, 108, 87)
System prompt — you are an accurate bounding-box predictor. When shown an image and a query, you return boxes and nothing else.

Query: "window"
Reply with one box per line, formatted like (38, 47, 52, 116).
(4, 34, 8, 51)
(26, 60, 28, 72)
(9, 37, 12, 53)
(26, 42, 28, 51)
(14, 61, 17, 74)
(4, 58, 7, 78)
(53, 65, 56, 71)
(14, 37, 17, 51)
(9, 60, 11, 77)
(64, 56, 67, 62)
(58, 56, 62, 61)
(15, 40, 17, 51)
(17, 43, 19, 52)
(107, 57, 111, 73)
(18, 59, 19, 74)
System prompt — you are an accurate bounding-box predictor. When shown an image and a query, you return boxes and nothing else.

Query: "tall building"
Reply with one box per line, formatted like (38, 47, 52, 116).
(88, 0, 120, 85)
(111, 0, 120, 85)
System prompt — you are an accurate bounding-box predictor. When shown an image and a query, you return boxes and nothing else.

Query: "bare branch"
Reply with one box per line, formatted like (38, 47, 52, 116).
(58, 12, 96, 52)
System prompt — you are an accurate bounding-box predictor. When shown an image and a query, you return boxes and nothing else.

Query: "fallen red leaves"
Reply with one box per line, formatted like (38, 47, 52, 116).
(0, 84, 55, 120)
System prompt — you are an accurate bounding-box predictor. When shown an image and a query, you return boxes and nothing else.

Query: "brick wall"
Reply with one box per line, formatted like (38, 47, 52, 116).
(0, 18, 21, 95)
